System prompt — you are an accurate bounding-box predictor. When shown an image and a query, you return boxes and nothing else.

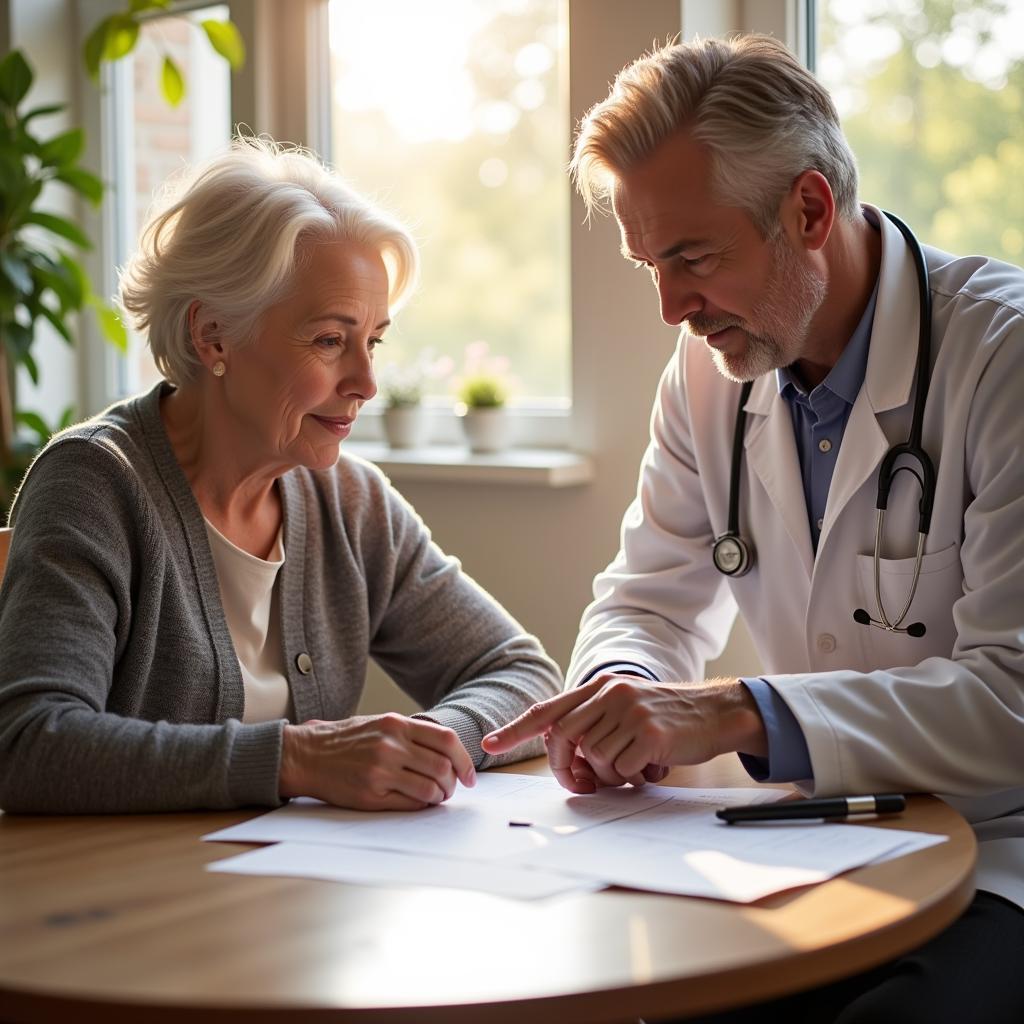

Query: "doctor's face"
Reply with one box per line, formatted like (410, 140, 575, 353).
(613, 130, 826, 383)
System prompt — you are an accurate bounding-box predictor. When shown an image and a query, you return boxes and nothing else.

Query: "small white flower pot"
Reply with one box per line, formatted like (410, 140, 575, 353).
(458, 406, 511, 454)
(382, 405, 427, 448)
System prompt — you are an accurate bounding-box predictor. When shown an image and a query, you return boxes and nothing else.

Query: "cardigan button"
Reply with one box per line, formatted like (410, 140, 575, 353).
(296, 653, 313, 674)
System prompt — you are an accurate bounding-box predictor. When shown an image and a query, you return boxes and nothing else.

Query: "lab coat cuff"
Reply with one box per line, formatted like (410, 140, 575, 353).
(580, 662, 659, 685)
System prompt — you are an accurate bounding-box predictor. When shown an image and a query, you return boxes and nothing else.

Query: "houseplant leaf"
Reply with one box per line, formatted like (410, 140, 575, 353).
(102, 14, 140, 63)
(39, 128, 85, 168)
(14, 409, 50, 443)
(0, 50, 33, 108)
(19, 102, 65, 125)
(53, 167, 104, 205)
(201, 20, 245, 70)
(160, 56, 185, 106)
(83, 17, 111, 80)
(92, 299, 128, 352)
(23, 211, 92, 249)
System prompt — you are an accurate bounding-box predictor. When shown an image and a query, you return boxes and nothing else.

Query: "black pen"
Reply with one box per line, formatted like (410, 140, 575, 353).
(716, 794, 906, 824)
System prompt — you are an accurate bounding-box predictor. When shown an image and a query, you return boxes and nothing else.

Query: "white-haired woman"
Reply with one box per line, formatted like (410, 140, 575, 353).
(0, 139, 560, 813)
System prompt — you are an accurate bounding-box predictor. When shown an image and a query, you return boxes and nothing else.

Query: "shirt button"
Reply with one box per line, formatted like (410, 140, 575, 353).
(817, 633, 837, 654)
(817, 517, 824, 530)
(296, 653, 313, 674)
(818, 438, 833, 453)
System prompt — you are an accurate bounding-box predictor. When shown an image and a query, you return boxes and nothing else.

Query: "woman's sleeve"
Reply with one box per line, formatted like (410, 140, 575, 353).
(364, 475, 562, 768)
(0, 440, 283, 813)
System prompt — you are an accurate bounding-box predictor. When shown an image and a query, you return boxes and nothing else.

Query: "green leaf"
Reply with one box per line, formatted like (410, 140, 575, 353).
(32, 253, 82, 314)
(57, 253, 88, 306)
(54, 167, 104, 205)
(23, 211, 92, 249)
(19, 348, 39, 385)
(19, 102, 65, 125)
(130, 0, 171, 11)
(14, 410, 50, 443)
(0, 50, 33, 108)
(160, 55, 185, 107)
(103, 14, 141, 62)
(39, 128, 84, 168)
(37, 303, 73, 345)
(0, 253, 33, 297)
(58, 405, 76, 430)
(83, 16, 111, 80)
(92, 300, 128, 352)
(201, 20, 246, 70)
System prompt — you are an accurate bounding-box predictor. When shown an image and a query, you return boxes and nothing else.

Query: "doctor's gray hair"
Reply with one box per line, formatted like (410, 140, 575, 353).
(119, 136, 418, 387)
(571, 34, 859, 235)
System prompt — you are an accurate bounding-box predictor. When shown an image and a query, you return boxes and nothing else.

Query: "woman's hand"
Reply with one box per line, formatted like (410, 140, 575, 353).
(279, 714, 476, 810)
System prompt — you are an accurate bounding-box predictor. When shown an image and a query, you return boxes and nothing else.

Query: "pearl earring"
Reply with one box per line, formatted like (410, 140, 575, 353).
(212, 361, 226, 377)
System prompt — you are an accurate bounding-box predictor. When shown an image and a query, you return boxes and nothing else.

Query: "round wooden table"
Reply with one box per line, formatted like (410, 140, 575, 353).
(0, 756, 975, 1023)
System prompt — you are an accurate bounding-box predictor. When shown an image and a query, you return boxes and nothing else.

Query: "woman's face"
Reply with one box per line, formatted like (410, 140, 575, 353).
(221, 239, 389, 474)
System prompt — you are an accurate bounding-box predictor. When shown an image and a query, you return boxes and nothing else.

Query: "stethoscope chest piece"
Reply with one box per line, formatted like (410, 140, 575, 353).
(712, 533, 754, 576)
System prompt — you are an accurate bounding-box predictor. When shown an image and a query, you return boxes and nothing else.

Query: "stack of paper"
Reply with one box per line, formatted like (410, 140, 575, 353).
(204, 773, 945, 902)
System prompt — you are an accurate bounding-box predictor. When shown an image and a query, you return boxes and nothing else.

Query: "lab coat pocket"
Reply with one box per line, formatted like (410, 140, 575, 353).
(855, 543, 962, 664)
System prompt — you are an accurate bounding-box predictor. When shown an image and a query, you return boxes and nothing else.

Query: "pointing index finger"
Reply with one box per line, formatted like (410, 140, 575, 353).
(482, 686, 595, 754)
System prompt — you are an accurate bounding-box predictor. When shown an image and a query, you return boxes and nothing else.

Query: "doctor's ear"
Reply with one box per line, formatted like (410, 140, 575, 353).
(187, 300, 227, 374)
(783, 170, 834, 253)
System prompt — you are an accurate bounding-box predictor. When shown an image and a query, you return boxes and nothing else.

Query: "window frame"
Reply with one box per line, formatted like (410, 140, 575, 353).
(77, 0, 806, 455)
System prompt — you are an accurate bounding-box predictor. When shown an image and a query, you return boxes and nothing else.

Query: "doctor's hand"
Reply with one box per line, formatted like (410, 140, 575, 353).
(481, 676, 767, 795)
(278, 714, 476, 811)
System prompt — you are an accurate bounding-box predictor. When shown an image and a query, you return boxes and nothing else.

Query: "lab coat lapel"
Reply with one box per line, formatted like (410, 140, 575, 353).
(818, 205, 920, 552)
(743, 376, 815, 579)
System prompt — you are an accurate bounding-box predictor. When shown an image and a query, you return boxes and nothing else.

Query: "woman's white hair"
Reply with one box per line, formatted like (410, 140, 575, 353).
(571, 34, 859, 235)
(119, 136, 419, 387)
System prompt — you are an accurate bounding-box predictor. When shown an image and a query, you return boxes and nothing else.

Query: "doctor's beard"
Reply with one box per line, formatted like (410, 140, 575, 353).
(687, 230, 827, 384)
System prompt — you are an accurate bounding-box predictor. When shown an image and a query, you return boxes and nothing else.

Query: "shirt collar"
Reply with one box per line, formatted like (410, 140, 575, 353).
(777, 273, 880, 407)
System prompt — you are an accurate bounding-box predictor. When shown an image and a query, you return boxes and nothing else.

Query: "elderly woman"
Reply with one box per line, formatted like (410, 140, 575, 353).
(0, 140, 560, 814)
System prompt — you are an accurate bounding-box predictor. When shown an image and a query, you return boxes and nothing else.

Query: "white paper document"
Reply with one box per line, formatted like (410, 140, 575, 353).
(204, 774, 947, 903)
(203, 772, 685, 860)
(516, 789, 948, 902)
(208, 841, 600, 900)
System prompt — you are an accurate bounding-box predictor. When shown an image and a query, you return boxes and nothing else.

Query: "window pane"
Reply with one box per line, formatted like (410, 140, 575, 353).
(114, 6, 232, 395)
(817, 0, 1024, 267)
(328, 0, 570, 402)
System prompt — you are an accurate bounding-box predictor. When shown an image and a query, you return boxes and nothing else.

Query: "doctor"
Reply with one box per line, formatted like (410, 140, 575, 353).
(484, 33, 1024, 1022)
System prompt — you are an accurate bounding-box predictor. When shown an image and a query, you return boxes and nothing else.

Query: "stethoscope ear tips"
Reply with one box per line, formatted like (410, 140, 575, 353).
(853, 608, 872, 626)
(906, 622, 927, 637)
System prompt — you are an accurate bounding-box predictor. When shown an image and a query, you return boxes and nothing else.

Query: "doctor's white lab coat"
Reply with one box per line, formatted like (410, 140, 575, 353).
(568, 206, 1024, 908)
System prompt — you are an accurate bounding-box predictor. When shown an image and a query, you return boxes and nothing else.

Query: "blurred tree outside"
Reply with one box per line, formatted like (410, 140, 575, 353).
(819, 0, 1024, 267)
(329, 0, 569, 403)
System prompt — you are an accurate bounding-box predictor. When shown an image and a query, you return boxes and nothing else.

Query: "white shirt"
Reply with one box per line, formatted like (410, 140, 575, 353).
(204, 519, 293, 723)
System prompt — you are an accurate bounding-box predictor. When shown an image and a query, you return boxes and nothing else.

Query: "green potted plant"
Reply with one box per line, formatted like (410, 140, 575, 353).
(453, 342, 514, 454)
(377, 350, 451, 448)
(0, 48, 127, 513)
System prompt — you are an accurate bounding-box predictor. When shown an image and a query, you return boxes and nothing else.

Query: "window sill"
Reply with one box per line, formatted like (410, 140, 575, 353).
(345, 442, 593, 488)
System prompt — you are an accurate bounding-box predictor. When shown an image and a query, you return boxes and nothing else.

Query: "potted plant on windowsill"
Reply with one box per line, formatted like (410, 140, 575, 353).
(453, 342, 514, 454)
(377, 350, 452, 449)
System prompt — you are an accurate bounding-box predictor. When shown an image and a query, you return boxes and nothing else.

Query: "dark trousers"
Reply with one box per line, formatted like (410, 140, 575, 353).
(661, 891, 1024, 1024)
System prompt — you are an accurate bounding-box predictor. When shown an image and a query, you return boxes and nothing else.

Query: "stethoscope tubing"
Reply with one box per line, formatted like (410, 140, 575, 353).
(711, 210, 937, 636)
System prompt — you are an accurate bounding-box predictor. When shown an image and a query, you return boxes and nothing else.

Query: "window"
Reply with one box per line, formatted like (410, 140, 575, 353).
(816, 0, 1024, 266)
(327, 0, 570, 405)
(102, 3, 232, 399)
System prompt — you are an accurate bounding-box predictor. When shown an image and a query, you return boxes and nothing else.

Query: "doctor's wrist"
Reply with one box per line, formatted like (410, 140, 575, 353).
(711, 678, 769, 759)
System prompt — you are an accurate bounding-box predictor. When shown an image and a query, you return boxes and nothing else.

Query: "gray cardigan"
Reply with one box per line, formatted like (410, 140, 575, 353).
(0, 383, 561, 812)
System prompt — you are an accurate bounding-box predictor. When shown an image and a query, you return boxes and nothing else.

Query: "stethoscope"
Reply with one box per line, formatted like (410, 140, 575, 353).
(711, 210, 936, 638)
